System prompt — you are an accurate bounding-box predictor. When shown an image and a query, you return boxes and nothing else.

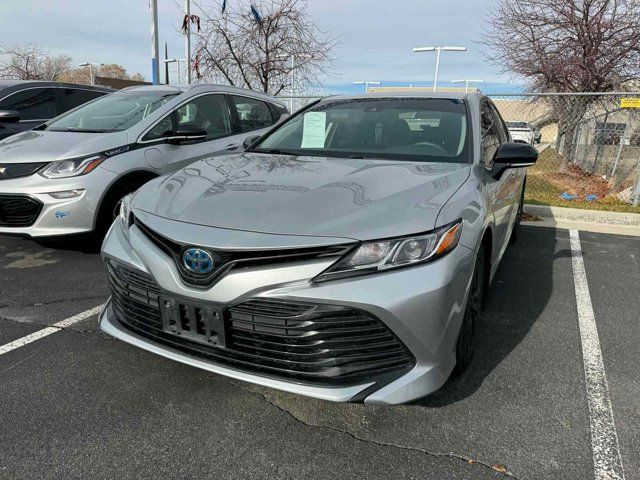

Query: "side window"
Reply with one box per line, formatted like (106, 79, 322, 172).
(0, 88, 57, 120)
(60, 88, 106, 113)
(488, 103, 508, 143)
(175, 94, 232, 140)
(142, 115, 174, 141)
(480, 103, 501, 167)
(231, 95, 274, 132)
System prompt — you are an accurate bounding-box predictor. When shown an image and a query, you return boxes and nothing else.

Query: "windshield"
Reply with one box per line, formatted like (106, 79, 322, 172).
(507, 122, 529, 129)
(252, 98, 470, 163)
(46, 91, 179, 133)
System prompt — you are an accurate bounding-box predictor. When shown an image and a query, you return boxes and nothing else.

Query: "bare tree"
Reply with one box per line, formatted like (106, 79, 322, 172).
(0, 43, 72, 81)
(483, 0, 640, 165)
(60, 63, 145, 85)
(192, 0, 336, 94)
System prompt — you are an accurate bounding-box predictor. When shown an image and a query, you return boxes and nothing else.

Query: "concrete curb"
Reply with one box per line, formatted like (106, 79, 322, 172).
(523, 204, 640, 226)
(523, 204, 640, 236)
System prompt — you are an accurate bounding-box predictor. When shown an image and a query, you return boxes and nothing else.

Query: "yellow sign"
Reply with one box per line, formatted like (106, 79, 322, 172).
(621, 98, 640, 108)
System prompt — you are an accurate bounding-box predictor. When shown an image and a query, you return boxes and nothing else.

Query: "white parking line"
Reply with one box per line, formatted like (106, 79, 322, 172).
(0, 305, 104, 357)
(569, 230, 625, 480)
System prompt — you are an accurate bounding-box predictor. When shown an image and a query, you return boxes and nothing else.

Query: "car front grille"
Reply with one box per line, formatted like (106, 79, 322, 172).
(106, 260, 415, 385)
(0, 162, 47, 180)
(0, 194, 43, 227)
(132, 216, 355, 289)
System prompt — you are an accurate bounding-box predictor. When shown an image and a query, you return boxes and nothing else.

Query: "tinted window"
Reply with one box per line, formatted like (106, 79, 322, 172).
(231, 95, 274, 132)
(46, 90, 177, 132)
(0, 87, 57, 120)
(254, 98, 470, 163)
(60, 88, 106, 112)
(489, 104, 508, 143)
(142, 115, 174, 141)
(481, 103, 501, 166)
(176, 94, 232, 140)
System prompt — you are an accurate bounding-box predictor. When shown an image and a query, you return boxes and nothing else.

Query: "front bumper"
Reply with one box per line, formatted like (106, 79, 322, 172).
(0, 168, 117, 237)
(100, 220, 476, 405)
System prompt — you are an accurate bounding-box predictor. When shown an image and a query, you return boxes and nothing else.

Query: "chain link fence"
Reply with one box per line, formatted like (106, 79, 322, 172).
(490, 93, 640, 211)
(278, 92, 640, 212)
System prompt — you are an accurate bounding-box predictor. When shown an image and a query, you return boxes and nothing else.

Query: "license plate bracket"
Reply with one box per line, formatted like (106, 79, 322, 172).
(159, 298, 226, 347)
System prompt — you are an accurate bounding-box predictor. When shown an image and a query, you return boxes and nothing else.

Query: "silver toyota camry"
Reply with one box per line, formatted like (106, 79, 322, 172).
(0, 84, 287, 238)
(99, 93, 537, 405)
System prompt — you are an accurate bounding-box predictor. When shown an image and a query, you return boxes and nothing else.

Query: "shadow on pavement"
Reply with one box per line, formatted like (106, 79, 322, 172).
(416, 227, 572, 407)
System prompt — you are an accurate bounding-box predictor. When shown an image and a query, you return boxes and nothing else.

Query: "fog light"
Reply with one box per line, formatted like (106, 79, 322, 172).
(48, 189, 85, 199)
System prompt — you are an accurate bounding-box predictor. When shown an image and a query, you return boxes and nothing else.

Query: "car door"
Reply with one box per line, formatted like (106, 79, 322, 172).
(140, 93, 248, 173)
(490, 102, 525, 236)
(480, 100, 513, 257)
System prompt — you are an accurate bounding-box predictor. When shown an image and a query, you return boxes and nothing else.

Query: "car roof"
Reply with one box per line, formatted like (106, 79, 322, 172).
(119, 83, 287, 108)
(0, 79, 113, 92)
(322, 91, 483, 102)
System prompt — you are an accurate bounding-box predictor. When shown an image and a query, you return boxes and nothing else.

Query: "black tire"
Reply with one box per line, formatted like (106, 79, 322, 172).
(509, 179, 526, 245)
(453, 244, 485, 375)
(93, 183, 138, 240)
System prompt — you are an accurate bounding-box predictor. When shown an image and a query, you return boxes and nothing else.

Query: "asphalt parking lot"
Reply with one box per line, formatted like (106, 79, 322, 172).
(0, 226, 638, 480)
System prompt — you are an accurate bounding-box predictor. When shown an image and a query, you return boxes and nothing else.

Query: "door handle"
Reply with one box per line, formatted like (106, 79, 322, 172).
(226, 143, 239, 151)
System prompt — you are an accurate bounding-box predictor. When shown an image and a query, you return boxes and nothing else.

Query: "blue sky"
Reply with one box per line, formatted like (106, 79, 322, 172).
(0, 0, 524, 93)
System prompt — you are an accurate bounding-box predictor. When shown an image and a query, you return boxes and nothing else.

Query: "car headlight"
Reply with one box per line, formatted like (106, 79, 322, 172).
(39, 154, 106, 179)
(313, 220, 463, 282)
(119, 193, 134, 232)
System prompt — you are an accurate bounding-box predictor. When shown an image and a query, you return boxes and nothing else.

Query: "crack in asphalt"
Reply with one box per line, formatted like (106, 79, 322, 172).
(234, 383, 520, 479)
(0, 308, 518, 478)
(0, 314, 100, 335)
(0, 295, 107, 309)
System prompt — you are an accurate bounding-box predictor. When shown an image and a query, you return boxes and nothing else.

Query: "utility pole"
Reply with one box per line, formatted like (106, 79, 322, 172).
(412, 46, 467, 92)
(184, 0, 192, 85)
(150, 0, 160, 85)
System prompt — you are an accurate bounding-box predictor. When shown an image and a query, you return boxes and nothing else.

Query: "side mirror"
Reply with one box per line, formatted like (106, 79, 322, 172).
(492, 142, 538, 180)
(278, 113, 290, 122)
(0, 110, 21, 123)
(167, 125, 207, 144)
(243, 135, 261, 150)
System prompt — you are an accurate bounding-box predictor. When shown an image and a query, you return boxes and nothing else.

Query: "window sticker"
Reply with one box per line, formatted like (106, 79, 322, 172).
(301, 112, 327, 149)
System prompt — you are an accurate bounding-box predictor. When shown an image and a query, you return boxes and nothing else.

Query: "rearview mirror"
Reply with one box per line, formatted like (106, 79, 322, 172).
(492, 142, 538, 179)
(167, 125, 207, 144)
(243, 135, 261, 150)
(0, 110, 21, 123)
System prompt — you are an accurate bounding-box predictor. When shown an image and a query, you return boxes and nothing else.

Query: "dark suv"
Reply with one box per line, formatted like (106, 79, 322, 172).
(0, 81, 113, 140)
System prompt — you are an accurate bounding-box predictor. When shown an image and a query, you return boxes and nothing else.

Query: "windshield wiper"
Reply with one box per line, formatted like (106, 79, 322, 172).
(49, 127, 114, 133)
(248, 148, 298, 156)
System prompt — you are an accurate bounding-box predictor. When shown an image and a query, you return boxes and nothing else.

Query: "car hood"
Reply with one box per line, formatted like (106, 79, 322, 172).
(133, 153, 471, 241)
(0, 129, 128, 163)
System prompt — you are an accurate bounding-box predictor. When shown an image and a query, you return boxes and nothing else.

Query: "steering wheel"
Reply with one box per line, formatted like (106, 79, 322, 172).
(415, 141, 448, 154)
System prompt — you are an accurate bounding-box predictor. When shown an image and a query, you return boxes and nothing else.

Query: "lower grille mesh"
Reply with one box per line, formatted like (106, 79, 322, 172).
(106, 260, 415, 384)
(0, 195, 43, 227)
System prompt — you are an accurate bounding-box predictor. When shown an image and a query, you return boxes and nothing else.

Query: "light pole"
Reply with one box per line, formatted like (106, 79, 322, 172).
(184, 0, 192, 85)
(163, 58, 187, 86)
(451, 79, 485, 93)
(78, 62, 104, 86)
(353, 81, 381, 93)
(412, 46, 467, 92)
(150, 0, 160, 84)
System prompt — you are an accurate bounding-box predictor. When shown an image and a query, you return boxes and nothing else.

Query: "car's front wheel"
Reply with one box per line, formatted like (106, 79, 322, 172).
(453, 243, 485, 375)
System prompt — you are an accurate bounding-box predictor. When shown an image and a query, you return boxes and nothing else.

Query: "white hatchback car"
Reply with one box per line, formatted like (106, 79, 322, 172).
(0, 84, 287, 238)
